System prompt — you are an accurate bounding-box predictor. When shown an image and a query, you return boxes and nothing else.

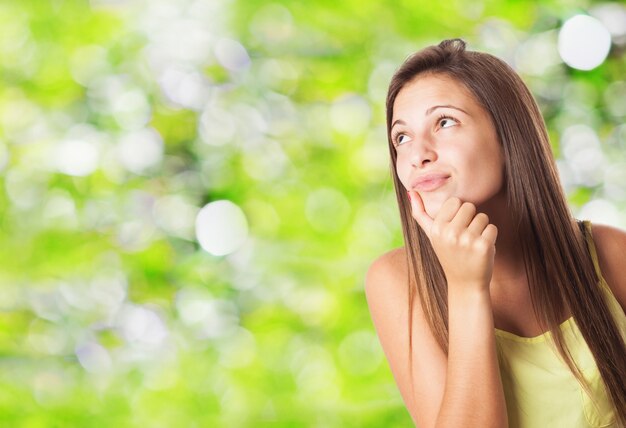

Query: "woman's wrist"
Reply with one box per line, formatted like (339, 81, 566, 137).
(447, 281, 491, 301)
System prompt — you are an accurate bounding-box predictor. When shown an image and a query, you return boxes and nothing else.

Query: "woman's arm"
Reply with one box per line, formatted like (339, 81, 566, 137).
(365, 249, 446, 426)
(441, 279, 506, 427)
(365, 250, 507, 427)
(365, 195, 508, 428)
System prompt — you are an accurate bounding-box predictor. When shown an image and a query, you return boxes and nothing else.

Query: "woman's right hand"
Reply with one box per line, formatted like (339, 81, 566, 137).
(407, 190, 498, 291)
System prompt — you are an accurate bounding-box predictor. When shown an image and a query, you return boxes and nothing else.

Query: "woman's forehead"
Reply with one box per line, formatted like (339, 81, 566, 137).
(397, 75, 472, 105)
(392, 75, 476, 119)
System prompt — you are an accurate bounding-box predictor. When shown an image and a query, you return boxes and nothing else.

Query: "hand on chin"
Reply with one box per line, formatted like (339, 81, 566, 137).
(421, 192, 453, 219)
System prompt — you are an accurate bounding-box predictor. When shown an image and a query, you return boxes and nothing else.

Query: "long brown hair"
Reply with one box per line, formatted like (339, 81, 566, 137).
(385, 38, 626, 423)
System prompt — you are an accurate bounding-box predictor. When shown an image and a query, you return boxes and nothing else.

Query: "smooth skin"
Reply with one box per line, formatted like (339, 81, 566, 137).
(391, 74, 504, 219)
(365, 74, 626, 427)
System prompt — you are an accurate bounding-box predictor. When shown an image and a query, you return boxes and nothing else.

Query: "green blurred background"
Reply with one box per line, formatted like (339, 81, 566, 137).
(1, 0, 625, 426)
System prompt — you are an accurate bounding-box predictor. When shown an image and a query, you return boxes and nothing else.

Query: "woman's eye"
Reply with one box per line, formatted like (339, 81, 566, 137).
(396, 134, 410, 145)
(439, 117, 457, 128)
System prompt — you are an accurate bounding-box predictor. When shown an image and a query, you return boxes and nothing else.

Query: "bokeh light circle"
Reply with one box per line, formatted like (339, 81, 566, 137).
(195, 200, 249, 256)
(56, 139, 99, 176)
(558, 15, 612, 70)
(117, 128, 164, 174)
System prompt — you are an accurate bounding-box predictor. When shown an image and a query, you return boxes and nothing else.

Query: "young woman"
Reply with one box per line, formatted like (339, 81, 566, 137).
(365, 39, 626, 427)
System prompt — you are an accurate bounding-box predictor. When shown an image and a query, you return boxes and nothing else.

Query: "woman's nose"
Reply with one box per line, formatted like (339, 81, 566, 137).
(410, 139, 437, 167)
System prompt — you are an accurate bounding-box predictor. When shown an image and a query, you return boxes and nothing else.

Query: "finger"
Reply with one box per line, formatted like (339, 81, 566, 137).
(467, 212, 490, 235)
(449, 202, 477, 229)
(407, 190, 434, 233)
(434, 197, 462, 224)
(481, 223, 498, 245)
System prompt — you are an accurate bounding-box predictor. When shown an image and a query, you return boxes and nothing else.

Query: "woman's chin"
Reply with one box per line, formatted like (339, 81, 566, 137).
(423, 201, 442, 219)
(422, 193, 451, 218)
(426, 207, 439, 218)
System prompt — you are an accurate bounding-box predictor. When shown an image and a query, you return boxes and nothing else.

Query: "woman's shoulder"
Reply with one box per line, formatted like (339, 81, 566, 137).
(590, 222, 626, 248)
(364, 246, 408, 294)
(364, 246, 422, 319)
(368, 246, 408, 268)
(590, 223, 626, 313)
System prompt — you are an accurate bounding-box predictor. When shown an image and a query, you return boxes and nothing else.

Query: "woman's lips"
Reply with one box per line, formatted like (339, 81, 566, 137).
(412, 174, 450, 192)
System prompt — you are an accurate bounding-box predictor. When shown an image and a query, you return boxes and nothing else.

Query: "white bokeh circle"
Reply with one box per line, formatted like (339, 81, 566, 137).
(558, 15, 612, 71)
(195, 200, 249, 256)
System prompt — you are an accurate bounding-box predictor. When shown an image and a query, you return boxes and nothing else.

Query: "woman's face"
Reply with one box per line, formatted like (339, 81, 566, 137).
(391, 73, 505, 218)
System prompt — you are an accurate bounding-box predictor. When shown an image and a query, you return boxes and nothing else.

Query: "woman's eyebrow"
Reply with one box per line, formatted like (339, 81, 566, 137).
(391, 119, 407, 129)
(425, 104, 469, 116)
(391, 105, 470, 129)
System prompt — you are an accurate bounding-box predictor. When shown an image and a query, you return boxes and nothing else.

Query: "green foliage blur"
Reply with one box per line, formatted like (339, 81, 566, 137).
(0, 0, 625, 426)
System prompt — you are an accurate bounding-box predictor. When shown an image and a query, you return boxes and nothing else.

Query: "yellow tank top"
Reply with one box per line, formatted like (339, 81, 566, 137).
(494, 221, 626, 428)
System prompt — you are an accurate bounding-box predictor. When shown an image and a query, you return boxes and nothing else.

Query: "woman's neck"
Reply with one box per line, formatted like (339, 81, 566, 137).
(477, 193, 527, 290)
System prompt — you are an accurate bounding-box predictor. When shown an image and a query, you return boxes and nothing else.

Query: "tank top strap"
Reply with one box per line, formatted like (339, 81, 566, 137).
(579, 220, 626, 344)
(578, 220, 624, 306)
